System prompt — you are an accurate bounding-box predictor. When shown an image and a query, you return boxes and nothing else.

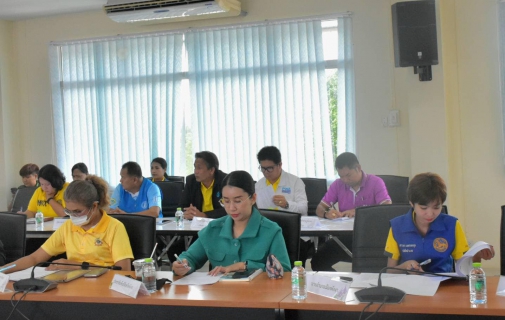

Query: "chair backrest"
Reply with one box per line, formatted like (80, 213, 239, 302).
(352, 204, 411, 273)
(0, 212, 27, 263)
(258, 209, 301, 268)
(165, 176, 185, 186)
(109, 214, 156, 263)
(501, 206, 505, 275)
(376, 175, 409, 204)
(10, 186, 37, 213)
(153, 181, 185, 217)
(300, 178, 327, 216)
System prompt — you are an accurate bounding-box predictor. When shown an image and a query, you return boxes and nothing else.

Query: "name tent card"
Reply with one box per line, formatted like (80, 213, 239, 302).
(190, 217, 213, 230)
(306, 273, 352, 301)
(53, 218, 67, 230)
(0, 273, 9, 292)
(110, 274, 150, 298)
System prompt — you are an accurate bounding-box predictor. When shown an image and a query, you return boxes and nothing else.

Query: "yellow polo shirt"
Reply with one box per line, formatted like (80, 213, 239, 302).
(27, 183, 69, 217)
(200, 180, 215, 213)
(266, 175, 281, 192)
(41, 211, 133, 267)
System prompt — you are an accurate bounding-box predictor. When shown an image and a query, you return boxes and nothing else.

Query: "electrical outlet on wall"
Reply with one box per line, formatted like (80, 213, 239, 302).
(388, 110, 400, 127)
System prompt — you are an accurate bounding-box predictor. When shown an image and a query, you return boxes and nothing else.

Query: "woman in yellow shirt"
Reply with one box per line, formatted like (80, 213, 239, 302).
(3, 175, 133, 272)
(20, 164, 69, 218)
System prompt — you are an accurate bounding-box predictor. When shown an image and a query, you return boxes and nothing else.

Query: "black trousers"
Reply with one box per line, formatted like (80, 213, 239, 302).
(310, 233, 353, 271)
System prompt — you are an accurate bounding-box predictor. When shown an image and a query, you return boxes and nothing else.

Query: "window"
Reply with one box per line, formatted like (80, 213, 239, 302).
(49, 15, 355, 184)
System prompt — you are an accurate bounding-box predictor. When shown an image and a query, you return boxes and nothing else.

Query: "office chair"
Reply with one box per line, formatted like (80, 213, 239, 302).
(165, 176, 185, 186)
(352, 204, 411, 273)
(10, 186, 37, 213)
(377, 175, 409, 204)
(501, 206, 505, 275)
(0, 212, 27, 263)
(300, 178, 327, 216)
(109, 214, 156, 264)
(153, 181, 184, 217)
(259, 209, 301, 268)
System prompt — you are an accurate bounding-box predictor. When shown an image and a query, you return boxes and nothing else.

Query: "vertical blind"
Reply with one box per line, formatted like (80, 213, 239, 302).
(49, 16, 354, 183)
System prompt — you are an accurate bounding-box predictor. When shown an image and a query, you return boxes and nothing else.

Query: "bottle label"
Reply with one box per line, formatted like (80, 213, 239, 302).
(475, 279, 485, 292)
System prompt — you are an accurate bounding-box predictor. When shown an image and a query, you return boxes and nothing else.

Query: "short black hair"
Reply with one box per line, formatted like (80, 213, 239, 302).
(122, 161, 143, 178)
(222, 170, 255, 196)
(335, 152, 359, 170)
(257, 146, 282, 164)
(408, 172, 447, 205)
(71, 162, 88, 174)
(19, 163, 39, 177)
(195, 151, 219, 170)
(38, 164, 66, 191)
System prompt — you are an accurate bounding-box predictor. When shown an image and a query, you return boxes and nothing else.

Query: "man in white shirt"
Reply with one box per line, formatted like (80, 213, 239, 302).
(255, 146, 309, 265)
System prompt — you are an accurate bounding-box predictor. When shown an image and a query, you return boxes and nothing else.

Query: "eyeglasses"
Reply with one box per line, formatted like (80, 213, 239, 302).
(219, 195, 252, 207)
(64, 207, 91, 217)
(258, 164, 278, 173)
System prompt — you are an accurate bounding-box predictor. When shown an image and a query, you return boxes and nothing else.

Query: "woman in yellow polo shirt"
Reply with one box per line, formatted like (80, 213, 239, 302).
(20, 164, 69, 218)
(3, 175, 133, 272)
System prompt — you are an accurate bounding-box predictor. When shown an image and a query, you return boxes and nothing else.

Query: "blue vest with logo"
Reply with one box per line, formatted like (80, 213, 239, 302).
(390, 210, 457, 273)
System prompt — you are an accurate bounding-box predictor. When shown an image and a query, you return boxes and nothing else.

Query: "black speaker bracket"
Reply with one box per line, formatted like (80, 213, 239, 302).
(414, 65, 432, 81)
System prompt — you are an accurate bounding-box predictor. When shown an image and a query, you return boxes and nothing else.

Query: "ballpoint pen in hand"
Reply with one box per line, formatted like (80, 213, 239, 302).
(419, 259, 431, 266)
(174, 254, 190, 269)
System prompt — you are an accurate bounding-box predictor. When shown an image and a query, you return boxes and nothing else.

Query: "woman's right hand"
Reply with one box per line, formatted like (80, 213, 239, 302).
(398, 260, 424, 272)
(172, 259, 191, 276)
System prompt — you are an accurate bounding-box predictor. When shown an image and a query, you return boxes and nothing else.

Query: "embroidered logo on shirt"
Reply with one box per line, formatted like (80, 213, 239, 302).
(433, 238, 448, 252)
(95, 239, 103, 246)
(141, 201, 148, 209)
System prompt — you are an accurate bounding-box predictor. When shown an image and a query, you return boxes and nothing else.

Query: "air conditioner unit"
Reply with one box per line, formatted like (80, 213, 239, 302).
(104, 0, 243, 24)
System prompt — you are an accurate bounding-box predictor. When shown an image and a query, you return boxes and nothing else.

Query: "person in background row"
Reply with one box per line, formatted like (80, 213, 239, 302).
(2, 175, 134, 273)
(18, 164, 69, 218)
(71, 162, 89, 181)
(310, 152, 392, 271)
(173, 171, 291, 276)
(180, 151, 227, 219)
(150, 157, 170, 182)
(385, 172, 494, 273)
(109, 161, 162, 218)
(254, 146, 310, 267)
(8, 163, 40, 211)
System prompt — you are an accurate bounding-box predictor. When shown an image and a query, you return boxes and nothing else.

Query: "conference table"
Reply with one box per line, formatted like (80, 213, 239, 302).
(1, 271, 505, 320)
(25, 217, 355, 238)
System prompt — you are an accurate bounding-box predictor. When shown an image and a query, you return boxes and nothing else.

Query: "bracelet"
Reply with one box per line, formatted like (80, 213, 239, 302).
(323, 210, 329, 219)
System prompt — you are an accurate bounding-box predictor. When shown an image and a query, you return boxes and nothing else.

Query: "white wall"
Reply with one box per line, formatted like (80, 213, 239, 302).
(1, 0, 504, 271)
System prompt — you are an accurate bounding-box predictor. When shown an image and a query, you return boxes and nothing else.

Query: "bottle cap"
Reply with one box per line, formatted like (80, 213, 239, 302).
(177, 207, 182, 211)
(144, 258, 153, 263)
(472, 262, 482, 268)
(294, 261, 302, 266)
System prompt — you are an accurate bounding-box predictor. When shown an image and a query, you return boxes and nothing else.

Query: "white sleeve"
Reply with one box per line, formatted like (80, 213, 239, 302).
(286, 176, 308, 215)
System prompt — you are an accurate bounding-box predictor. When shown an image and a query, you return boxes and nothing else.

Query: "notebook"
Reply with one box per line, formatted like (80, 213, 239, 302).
(219, 269, 263, 282)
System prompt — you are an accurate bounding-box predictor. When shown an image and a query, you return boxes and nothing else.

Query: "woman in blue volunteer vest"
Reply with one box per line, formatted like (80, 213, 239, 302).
(173, 170, 291, 276)
(384, 172, 494, 273)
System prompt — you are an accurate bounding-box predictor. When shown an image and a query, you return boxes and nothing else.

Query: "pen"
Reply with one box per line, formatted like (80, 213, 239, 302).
(174, 254, 190, 269)
(419, 259, 431, 266)
(0, 264, 16, 273)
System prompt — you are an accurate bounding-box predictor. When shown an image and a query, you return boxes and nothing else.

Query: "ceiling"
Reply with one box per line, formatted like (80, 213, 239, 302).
(0, 0, 107, 21)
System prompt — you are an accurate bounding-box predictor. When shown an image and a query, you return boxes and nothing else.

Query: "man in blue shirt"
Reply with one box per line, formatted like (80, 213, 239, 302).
(110, 161, 162, 218)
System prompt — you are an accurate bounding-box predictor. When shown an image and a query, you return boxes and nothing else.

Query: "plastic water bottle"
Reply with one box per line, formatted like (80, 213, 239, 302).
(175, 207, 184, 229)
(469, 262, 487, 304)
(291, 261, 307, 300)
(142, 258, 157, 293)
(35, 211, 44, 230)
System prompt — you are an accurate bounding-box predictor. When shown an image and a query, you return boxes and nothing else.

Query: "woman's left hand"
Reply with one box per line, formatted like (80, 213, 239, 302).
(208, 265, 231, 276)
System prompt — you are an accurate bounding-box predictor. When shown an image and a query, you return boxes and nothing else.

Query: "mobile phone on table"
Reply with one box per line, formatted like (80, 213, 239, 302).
(83, 268, 108, 278)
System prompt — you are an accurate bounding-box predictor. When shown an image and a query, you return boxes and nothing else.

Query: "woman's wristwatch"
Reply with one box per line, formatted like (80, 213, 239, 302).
(46, 197, 54, 204)
(323, 207, 330, 219)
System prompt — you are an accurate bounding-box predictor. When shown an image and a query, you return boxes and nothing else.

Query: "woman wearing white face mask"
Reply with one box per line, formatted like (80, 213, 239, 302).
(1, 175, 134, 272)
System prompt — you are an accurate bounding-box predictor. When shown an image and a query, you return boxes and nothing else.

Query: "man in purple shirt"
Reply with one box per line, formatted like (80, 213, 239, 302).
(310, 152, 392, 271)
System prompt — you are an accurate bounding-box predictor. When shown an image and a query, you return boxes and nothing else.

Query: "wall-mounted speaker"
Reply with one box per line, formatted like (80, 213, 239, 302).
(392, 0, 438, 81)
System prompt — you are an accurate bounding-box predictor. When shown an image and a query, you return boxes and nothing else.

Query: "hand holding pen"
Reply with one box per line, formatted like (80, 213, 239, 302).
(173, 254, 191, 276)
